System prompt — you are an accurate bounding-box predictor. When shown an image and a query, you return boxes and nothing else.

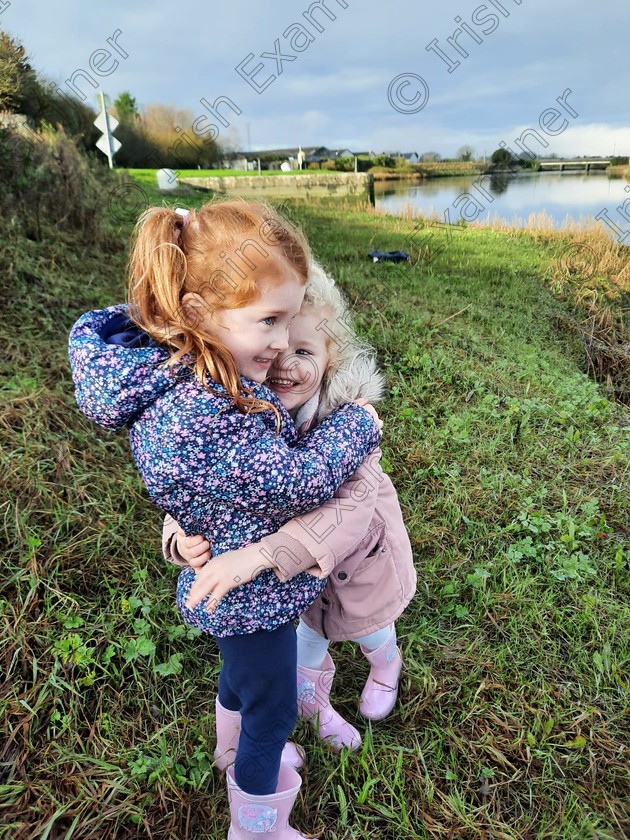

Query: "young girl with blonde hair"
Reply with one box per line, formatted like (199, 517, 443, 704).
(68, 200, 382, 838)
(166, 262, 416, 753)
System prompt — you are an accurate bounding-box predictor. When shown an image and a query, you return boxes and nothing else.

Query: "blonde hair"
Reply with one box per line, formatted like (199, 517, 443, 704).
(127, 198, 310, 419)
(303, 262, 385, 422)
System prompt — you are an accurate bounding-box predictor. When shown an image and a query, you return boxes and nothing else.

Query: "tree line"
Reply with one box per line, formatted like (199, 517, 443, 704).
(0, 31, 221, 169)
(1, 30, 549, 173)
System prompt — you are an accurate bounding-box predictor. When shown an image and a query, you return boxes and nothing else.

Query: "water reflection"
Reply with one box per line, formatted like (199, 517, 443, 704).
(374, 171, 627, 229)
(488, 172, 510, 195)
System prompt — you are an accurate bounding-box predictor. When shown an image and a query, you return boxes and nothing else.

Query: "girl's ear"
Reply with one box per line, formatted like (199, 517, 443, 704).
(181, 292, 215, 329)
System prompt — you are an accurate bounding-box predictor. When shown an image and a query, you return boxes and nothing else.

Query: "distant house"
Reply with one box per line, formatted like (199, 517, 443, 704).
(304, 147, 357, 165)
(237, 145, 357, 169)
(241, 147, 316, 169)
(220, 155, 249, 170)
(304, 146, 333, 164)
(242, 147, 303, 161)
(383, 151, 419, 163)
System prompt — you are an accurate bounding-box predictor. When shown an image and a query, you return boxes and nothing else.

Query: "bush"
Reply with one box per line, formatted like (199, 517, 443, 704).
(370, 154, 395, 168)
(355, 157, 373, 172)
(0, 125, 118, 243)
(0, 31, 41, 113)
(491, 148, 514, 166)
(334, 156, 355, 172)
(0, 31, 98, 144)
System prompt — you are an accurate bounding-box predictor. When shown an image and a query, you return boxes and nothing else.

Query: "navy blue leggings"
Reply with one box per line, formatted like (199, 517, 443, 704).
(216, 621, 297, 795)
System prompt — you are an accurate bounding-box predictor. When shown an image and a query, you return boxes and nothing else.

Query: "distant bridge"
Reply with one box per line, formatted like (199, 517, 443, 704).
(538, 159, 611, 172)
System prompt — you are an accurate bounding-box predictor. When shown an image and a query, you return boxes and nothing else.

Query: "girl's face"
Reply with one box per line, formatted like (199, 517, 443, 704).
(189, 260, 305, 384)
(267, 307, 330, 415)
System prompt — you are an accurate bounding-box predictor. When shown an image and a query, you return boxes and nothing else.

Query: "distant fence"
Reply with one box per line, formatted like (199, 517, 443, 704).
(179, 172, 375, 205)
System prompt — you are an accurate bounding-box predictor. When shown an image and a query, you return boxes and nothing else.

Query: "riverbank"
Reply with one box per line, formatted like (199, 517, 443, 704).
(606, 163, 630, 179)
(128, 164, 487, 187)
(374, 168, 630, 236)
(130, 163, 630, 191)
(2, 190, 628, 838)
(178, 171, 373, 202)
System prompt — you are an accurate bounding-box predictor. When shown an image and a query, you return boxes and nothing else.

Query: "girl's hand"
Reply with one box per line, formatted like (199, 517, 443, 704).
(176, 527, 212, 569)
(185, 542, 275, 612)
(353, 398, 383, 432)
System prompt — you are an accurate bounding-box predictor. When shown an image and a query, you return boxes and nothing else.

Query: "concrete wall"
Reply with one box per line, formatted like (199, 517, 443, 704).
(179, 172, 375, 205)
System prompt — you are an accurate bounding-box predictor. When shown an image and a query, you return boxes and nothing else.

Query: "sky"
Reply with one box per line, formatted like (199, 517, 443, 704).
(3, 0, 629, 159)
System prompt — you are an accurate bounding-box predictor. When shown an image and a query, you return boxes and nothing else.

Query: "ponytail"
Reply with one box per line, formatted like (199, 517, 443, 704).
(127, 199, 310, 425)
(128, 207, 187, 340)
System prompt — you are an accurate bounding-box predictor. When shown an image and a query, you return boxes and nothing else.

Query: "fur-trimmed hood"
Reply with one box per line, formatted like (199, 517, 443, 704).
(316, 347, 386, 425)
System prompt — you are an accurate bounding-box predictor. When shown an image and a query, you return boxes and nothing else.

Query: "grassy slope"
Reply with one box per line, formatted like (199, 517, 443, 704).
(0, 191, 628, 839)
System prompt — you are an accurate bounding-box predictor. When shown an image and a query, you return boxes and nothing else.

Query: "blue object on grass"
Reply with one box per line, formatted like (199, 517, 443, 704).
(367, 250, 410, 263)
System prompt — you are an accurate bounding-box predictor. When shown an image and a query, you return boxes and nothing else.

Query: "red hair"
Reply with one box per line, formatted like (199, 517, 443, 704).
(127, 198, 310, 418)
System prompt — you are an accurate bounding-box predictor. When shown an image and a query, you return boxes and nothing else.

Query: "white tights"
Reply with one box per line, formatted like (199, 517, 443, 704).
(296, 618, 393, 670)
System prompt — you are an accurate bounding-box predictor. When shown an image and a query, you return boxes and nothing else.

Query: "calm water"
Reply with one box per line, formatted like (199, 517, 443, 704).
(374, 172, 628, 230)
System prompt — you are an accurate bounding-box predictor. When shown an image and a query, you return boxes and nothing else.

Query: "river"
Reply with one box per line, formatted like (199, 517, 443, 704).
(374, 171, 628, 231)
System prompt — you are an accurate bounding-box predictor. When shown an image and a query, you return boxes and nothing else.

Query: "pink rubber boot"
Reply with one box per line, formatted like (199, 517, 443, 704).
(359, 625, 403, 720)
(214, 698, 305, 772)
(227, 764, 308, 839)
(296, 653, 361, 751)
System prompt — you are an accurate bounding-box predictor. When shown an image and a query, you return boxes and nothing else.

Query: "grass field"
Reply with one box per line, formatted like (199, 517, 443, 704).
(126, 168, 315, 185)
(1, 184, 628, 838)
(127, 165, 486, 187)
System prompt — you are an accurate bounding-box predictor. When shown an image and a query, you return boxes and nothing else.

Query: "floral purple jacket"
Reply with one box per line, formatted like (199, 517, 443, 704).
(163, 397, 416, 641)
(68, 305, 381, 636)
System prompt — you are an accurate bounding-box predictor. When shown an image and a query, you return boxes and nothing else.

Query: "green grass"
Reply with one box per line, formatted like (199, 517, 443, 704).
(1, 186, 628, 838)
(126, 167, 315, 185)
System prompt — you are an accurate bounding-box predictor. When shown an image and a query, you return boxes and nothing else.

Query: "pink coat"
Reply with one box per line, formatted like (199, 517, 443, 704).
(162, 444, 416, 642)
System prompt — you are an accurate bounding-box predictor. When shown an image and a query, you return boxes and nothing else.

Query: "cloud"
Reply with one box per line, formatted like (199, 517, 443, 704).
(2, 0, 629, 156)
(538, 124, 630, 158)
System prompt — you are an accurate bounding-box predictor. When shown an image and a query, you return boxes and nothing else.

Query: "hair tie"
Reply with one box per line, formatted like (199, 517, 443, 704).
(174, 207, 190, 243)
(175, 207, 190, 227)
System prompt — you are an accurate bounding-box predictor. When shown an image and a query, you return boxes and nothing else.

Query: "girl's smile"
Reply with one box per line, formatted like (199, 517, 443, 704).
(184, 262, 306, 384)
(267, 308, 330, 415)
